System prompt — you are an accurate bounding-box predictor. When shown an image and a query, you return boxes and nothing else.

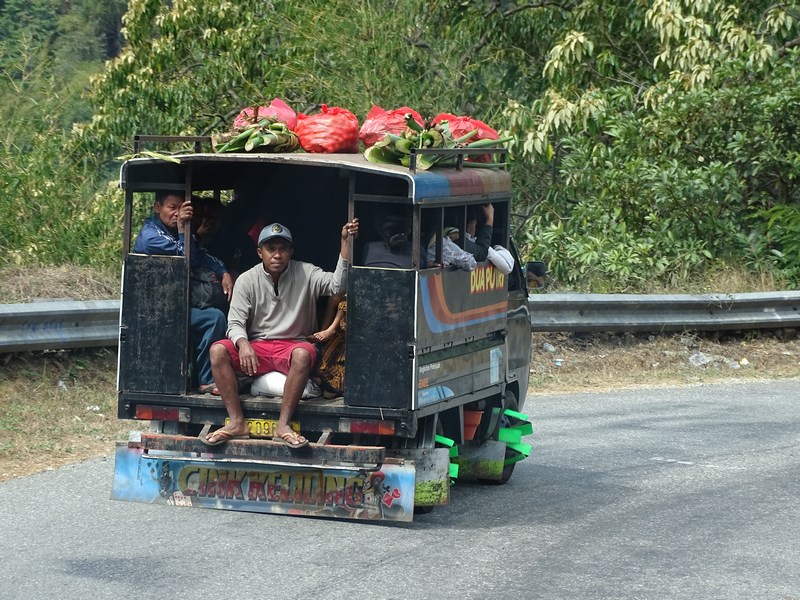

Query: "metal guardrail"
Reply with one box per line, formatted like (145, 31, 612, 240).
(528, 291, 800, 333)
(1, 292, 799, 353)
(0, 300, 120, 353)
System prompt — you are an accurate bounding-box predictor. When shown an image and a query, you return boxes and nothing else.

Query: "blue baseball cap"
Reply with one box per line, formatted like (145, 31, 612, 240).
(258, 223, 293, 246)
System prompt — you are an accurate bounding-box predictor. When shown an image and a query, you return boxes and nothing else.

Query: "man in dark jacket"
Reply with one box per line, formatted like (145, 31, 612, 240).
(464, 203, 494, 262)
(133, 191, 233, 393)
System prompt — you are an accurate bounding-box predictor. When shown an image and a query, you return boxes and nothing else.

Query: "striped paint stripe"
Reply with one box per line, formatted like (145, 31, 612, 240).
(412, 168, 512, 201)
(419, 273, 508, 333)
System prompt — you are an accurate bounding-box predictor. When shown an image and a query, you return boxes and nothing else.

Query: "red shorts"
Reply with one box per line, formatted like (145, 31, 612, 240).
(213, 339, 318, 375)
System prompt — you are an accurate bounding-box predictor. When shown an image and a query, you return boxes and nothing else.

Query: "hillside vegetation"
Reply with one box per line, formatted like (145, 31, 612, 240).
(1, 0, 799, 291)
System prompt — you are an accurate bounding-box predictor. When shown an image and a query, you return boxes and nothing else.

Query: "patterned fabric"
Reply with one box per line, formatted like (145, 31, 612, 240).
(318, 300, 347, 395)
(426, 236, 477, 271)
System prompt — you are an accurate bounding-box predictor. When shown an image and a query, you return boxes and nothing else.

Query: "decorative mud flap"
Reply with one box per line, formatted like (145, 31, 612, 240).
(500, 408, 533, 467)
(451, 440, 507, 480)
(112, 443, 416, 522)
(388, 446, 452, 509)
(453, 409, 533, 481)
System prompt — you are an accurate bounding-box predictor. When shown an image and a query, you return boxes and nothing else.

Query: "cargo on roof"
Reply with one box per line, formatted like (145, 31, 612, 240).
(119, 152, 512, 205)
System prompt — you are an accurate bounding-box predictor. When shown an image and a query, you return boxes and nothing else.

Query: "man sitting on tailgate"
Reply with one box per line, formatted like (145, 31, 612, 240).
(202, 219, 359, 448)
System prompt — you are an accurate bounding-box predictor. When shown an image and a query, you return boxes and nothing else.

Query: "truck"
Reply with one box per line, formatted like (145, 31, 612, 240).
(112, 138, 533, 521)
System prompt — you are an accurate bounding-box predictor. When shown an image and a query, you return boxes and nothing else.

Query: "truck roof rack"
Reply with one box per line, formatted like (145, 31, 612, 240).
(133, 134, 212, 154)
(130, 134, 508, 173)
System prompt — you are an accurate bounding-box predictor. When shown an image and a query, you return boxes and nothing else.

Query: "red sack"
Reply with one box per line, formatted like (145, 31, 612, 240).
(359, 105, 424, 148)
(234, 98, 297, 131)
(432, 113, 500, 162)
(432, 113, 499, 141)
(295, 104, 360, 153)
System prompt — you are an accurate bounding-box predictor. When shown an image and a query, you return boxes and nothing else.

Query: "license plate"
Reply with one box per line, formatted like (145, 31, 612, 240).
(225, 418, 300, 439)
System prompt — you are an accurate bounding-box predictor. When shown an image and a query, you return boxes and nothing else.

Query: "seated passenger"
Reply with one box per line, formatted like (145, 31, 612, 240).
(203, 219, 358, 447)
(426, 229, 477, 271)
(189, 194, 208, 236)
(461, 203, 513, 274)
(464, 204, 494, 262)
(194, 195, 260, 279)
(191, 194, 221, 240)
(363, 213, 427, 268)
(310, 294, 347, 398)
(133, 191, 232, 394)
(443, 226, 460, 242)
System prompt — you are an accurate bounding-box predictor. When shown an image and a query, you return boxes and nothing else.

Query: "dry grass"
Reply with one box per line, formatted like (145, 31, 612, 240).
(638, 265, 780, 295)
(528, 330, 800, 394)
(0, 265, 119, 303)
(0, 349, 135, 482)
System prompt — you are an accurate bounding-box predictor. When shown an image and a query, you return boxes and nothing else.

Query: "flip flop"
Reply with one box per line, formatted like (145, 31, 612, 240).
(200, 428, 250, 447)
(272, 430, 309, 449)
(197, 384, 216, 394)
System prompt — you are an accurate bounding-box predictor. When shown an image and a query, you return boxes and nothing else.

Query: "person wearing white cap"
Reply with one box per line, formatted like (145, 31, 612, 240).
(203, 218, 359, 448)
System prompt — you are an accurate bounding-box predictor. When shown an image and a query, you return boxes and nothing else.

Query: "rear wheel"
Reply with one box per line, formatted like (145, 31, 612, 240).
(480, 390, 519, 485)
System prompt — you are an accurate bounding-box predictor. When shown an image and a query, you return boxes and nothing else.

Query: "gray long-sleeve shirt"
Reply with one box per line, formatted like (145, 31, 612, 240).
(227, 256, 347, 345)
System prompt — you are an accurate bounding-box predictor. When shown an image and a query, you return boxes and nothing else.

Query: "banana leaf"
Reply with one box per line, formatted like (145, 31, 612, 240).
(364, 144, 403, 164)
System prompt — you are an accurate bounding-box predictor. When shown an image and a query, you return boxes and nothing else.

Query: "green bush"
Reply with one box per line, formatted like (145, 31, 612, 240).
(0, 66, 122, 268)
(512, 43, 800, 289)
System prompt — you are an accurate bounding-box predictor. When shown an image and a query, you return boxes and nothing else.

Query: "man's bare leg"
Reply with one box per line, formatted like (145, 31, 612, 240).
(275, 347, 312, 440)
(206, 343, 249, 441)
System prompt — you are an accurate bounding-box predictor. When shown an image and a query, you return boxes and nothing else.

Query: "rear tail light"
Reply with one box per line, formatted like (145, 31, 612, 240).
(134, 405, 191, 422)
(338, 418, 396, 435)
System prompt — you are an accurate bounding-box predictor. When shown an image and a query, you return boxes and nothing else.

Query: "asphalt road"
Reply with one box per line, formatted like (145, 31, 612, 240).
(1, 380, 798, 600)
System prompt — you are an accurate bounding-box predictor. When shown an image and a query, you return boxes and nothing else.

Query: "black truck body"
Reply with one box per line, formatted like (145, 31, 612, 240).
(112, 149, 533, 521)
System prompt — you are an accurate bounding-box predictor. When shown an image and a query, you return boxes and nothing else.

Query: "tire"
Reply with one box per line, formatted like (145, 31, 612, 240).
(480, 390, 519, 485)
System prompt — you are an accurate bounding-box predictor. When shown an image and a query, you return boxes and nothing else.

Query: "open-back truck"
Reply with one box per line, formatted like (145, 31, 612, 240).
(112, 140, 533, 521)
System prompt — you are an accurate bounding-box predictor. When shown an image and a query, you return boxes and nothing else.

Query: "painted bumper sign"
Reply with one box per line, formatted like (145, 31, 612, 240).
(112, 445, 416, 522)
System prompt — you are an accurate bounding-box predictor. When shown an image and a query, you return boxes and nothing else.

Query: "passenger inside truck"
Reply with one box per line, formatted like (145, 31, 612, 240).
(464, 204, 494, 262)
(354, 202, 509, 273)
(194, 194, 260, 279)
(189, 194, 221, 239)
(362, 210, 427, 268)
(132, 190, 231, 395)
(423, 228, 476, 271)
(311, 293, 347, 398)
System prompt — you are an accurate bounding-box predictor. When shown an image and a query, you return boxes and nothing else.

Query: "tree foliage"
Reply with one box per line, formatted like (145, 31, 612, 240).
(0, 0, 125, 269)
(0, 61, 122, 268)
(4, 0, 800, 290)
(79, 0, 570, 154)
(503, 0, 800, 288)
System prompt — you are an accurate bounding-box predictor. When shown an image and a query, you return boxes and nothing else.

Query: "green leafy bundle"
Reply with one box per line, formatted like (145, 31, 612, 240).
(212, 117, 300, 153)
(364, 115, 513, 170)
